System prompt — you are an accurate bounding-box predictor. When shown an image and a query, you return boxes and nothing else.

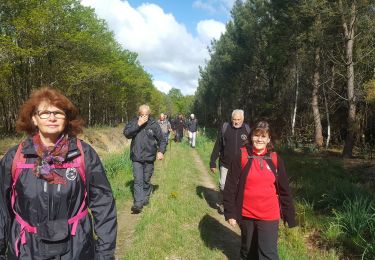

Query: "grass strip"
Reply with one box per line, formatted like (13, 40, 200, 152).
(123, 142, 226, 260)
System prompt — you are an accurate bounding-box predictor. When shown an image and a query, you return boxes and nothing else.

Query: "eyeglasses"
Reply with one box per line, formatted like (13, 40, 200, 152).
(252, 135, 269, 140)
(36, 110, 66, 119)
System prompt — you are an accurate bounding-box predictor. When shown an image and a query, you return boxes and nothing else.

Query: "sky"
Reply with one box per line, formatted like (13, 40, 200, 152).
(80, 0, 235, 95)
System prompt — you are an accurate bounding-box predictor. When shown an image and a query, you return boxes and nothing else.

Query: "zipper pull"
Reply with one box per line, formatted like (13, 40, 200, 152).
(43, 181, 48, 192)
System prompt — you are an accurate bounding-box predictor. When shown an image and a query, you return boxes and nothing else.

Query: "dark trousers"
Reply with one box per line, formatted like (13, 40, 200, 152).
(175, 129, 183, 142)
(132, 161, 154, 207)
(239, 218, 279, 260)
(164, 132, 169, 145)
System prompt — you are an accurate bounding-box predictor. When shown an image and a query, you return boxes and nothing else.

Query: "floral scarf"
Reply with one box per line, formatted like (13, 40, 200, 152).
(32, 134, 69, 185)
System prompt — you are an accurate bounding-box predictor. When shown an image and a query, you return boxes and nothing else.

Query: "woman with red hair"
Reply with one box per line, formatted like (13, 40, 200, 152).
(0, 87, 117, 259)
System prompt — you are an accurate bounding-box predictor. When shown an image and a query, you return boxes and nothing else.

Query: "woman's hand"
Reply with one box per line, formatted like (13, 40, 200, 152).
(228, 218, 237, 227)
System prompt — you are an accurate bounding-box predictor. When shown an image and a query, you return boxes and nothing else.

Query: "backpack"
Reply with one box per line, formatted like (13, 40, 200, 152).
(240, 146, 278, 177)
(10, 139, 88, 257)
(221, 122, 251, 147)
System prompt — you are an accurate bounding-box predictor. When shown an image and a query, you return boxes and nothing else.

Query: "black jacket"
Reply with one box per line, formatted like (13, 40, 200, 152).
(223, 145, 296, 228)
(173, 119, 185, 131)
(124, 117, 166, 162)
(0, 137, 117, 260)
(209, 123, 250, 168)
(187, 119, 198, 132)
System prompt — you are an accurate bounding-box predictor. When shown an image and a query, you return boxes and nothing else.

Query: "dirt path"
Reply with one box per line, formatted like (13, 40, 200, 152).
(191, 149, 241, 260)
(114, 200, 141, 259)
(114, 147, 241, 260)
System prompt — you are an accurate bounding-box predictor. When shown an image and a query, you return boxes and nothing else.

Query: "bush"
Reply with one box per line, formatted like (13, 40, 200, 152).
(102, 149, 133, 200)
(324, 196, 375, 258)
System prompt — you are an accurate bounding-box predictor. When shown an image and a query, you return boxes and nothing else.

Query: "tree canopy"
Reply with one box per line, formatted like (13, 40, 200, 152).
(194, 0, 375, 156)
(0, 0, 168, 131)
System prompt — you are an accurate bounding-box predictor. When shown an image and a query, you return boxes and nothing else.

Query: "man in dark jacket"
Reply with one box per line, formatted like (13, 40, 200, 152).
(124, 105, 166, 213)
(209, 109, 251, 214)
(173, 114, 185, 142)
(187, 114, 198, 148)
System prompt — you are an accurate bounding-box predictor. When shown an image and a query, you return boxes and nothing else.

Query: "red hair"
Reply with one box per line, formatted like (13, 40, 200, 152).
(16, 87, 84, 136)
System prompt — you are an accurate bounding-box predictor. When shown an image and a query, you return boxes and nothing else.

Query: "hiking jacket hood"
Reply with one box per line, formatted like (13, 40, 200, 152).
(0, 137, 117, 260)
(209, 123, 250, 168)
(223, 145, 296, 228)
(124, 117, 166, 162)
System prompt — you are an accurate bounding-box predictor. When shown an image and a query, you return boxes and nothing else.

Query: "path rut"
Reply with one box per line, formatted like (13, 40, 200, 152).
(191, 149, 241, 260)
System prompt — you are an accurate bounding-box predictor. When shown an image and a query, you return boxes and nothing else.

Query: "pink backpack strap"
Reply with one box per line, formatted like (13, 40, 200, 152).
(11, 142, 38, 257)
(68, 139, 88, 236)
(12, 139, 89, 256)
(75, 139, 86, 184)
(11, 142, 27, 183)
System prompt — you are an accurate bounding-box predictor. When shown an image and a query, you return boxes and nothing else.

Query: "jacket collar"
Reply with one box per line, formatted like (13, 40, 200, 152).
(21, 136, 80, 158)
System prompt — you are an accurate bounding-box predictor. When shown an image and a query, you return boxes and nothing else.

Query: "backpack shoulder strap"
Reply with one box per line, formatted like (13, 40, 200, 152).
(240, 146, 253, 178)
(244, 123, 251, 135)
(11, 142, 27, 182)
(75, 139, 86, 184)
(265, 152, 278, 177)
(221, 122, 229, 146)
(221, 122, 229, 136)
(68, 139, 89, 236)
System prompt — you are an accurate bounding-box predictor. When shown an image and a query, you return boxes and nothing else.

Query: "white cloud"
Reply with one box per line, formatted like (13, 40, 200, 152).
(153, 80, 172, 94)
(81, 0, 227, 95)
(193, 0, 235, 14)
(197, 20, 226, 43)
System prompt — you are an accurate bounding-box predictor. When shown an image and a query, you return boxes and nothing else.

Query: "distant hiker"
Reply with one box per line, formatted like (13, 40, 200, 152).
(224, 121, 296, 260)
(174, 114, 185, 143)
(187, 114, 198, 148)
(0, 87, 117, 259)
(157, 113, 172, 146)
(124, 105, 166, 214)
(209, 109, 251, 214)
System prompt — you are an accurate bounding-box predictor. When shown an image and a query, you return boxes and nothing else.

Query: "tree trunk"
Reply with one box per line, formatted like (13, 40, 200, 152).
(88, 94, 92, 127)
(324, 65, 335, 149)
(340, 0, 357, 158)
(312, 47, 323, 148)
(292, 56, 299, 136)
(217, 94, 222, 121)
(323, 84, 331, 149)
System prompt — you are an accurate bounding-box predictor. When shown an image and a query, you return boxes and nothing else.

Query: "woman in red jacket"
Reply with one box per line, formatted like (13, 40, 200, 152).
(223, 121, 296, 260)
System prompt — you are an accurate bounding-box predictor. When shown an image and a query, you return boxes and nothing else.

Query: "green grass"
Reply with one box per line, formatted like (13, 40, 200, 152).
(195, 132, 220, 187)
(284, 152, 375, 258)
(102, 149, 133, 201)
(123, 142, 226, 259)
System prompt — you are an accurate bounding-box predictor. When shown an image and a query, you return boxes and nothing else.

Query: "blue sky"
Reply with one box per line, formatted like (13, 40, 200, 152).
(81, 0, 235, 95)
(127, 0, 232, 35)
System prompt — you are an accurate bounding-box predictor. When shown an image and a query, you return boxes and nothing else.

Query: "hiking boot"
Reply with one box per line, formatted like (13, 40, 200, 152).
(131, 204, 143, 214)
